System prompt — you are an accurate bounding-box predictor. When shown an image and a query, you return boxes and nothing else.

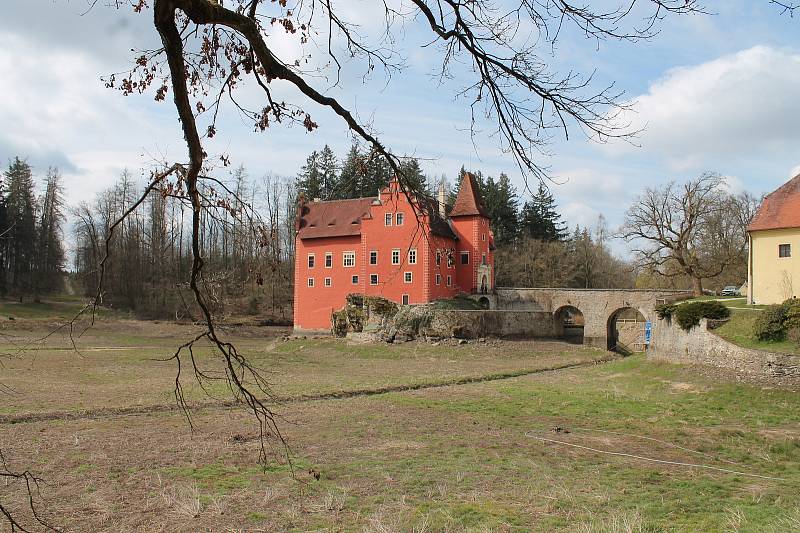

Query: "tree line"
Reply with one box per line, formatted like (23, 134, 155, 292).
(72, 167, 296, 319)
(0, 153, 763, 314)
(0, 158, 66, 300)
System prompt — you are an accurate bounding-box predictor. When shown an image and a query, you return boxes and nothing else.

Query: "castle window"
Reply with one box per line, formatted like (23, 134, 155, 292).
(343, 252, 356, 267)
(324, 277, 332, 287)
(446, 275, 452, 286)
(370, 250, 378, 265)
(435, 251, 441, 266)
(307, 277, 315, 287)
(402, 294, 410, 305)
(460, 251, 470, 265)
(325, 252, 333, 268)
(392, 249, 400, 265)
(352, 275, 359, 285)
(435, 274, 441, 285)
(447, 253, 454, 268)
(779, 244, 791, 258)
(408, 249, 417, 265)
(404, 272, 413, 283)
(482, 233, 486, 241)
(370, 274, 379, 285)
(482, 253, 487, 265)
(307, 254, 315, 268)
(385, 213, 392, 226)
(396, 212, 405, 226)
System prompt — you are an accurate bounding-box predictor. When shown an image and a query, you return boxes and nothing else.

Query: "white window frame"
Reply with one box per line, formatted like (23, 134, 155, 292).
(307, 254, 315, 268)
(460, 251, 470, 265)
(324, 277, 332, 287)
(482, 233, 486, 241)
(404, 272, 413, 283)
(446, 275, 452, 286)
(392, 249, 401, 265)
(324, 252, 333, 268)
(352, 275, 359, 285)
(402, 294, 410, 305)
(370, 274, 379, 285)
(435, 273, 441, 285)
(447, 252, 454, 268)
(408, 248, 417, 265)
(396, 212, 404, 226)
(435, 251, 441, 266)
(482, 253, 487, 265)
(343, 251, 356, 268)
(369, 250, 378, 265)
(384, 213, 393, 226)
(307, 277, 315, 287)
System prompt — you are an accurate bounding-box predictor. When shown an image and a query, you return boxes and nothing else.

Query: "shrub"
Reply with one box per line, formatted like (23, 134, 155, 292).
(331, 310, 348, 337)
(788, 327, 800, 345)
(782, 298, 800, 330)
(674, 301, 730, 331)
(655, 303, 677, 320)
(754, 304, 788, 342)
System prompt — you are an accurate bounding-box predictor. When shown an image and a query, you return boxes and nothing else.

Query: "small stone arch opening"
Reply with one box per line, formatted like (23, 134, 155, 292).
(607, 307, 647, 354)
(478, 296, 491, 310)
(554, 305, 585, 344)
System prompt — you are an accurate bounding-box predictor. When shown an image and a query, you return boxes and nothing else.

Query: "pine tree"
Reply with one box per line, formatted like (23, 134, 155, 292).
(296, 150, 323, 200)
(4, 158, 38, 299)
(35, 167, 65, 294)
(360, 152, 391, 198)
(318, 144, 339, 199)
(490, 173, 519, 245)
(522, 182, 567, 241)
(336, 142, 363, 200)
(398, 158, 428, 195)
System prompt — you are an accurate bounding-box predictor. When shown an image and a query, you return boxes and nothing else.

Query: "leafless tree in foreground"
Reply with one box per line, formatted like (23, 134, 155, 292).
(620, 173, 754, 297)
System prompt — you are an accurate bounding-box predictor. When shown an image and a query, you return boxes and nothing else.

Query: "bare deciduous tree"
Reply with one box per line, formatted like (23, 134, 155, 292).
(621, 173, 751, 296)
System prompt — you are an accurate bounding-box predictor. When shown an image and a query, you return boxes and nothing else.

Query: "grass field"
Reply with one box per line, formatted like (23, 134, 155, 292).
(1, 309, 799, 532)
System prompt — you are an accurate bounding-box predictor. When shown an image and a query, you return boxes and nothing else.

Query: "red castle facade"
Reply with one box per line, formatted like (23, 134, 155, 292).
(293, 173, 495, 332)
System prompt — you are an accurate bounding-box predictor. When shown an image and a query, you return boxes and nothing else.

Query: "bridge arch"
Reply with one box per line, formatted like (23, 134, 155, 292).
(607, 307, 648, 353)
(554, 305, 585, 344)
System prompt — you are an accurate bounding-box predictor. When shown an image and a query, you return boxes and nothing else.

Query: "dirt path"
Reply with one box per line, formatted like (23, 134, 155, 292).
(0, 354, 618, 425)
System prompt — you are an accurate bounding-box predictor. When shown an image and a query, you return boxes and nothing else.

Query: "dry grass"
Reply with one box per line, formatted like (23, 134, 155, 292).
(1, 318, 798, 531)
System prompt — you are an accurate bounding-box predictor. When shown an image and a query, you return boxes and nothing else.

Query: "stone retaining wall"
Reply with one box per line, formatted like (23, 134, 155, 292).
(419, 309, 557, 339)
(649, 317, 800, 380)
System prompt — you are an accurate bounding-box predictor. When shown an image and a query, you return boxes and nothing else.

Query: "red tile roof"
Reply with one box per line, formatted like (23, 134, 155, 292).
(296, 197, 375, 239)
(748, 173, 800, 232)
(450, 172, 490, 217)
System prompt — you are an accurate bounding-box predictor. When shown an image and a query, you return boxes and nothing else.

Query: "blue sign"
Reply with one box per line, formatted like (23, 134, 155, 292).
(644, 321, 652, 345)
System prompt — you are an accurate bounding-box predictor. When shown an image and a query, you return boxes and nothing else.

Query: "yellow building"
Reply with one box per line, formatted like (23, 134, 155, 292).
(747, 174, 800, 304)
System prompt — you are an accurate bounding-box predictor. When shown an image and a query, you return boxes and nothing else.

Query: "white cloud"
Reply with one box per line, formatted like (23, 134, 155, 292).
(0, 31, 181, 206)
(791, 165, 800, 178)
(609, 46, 800, 168)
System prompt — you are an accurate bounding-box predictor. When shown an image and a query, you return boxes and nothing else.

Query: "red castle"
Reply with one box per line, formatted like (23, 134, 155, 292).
(293, 172, 495, 332)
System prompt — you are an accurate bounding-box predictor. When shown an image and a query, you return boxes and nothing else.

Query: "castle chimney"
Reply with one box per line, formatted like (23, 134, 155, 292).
(438, 179, 446, 217)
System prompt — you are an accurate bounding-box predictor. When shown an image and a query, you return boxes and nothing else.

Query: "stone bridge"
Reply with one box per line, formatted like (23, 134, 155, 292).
(469, 288, 691, 349)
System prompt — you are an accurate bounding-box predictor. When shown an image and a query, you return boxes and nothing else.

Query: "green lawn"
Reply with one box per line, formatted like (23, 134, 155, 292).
(714, 309, 800, 355)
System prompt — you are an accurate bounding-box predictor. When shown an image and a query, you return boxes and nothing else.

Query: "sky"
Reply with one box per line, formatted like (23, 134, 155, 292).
(1, 0, 799, 257)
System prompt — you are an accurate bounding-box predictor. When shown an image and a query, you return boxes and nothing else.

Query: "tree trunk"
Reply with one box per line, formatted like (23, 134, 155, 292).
(692, 276, 704, 297)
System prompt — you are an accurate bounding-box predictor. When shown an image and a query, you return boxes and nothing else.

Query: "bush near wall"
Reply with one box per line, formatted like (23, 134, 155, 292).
(674, 301, 730, 331)
(754, 298, 800, 342)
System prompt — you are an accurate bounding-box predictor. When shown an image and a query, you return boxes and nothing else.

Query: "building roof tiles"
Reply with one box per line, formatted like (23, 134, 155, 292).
(748, 173, 800, 232)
